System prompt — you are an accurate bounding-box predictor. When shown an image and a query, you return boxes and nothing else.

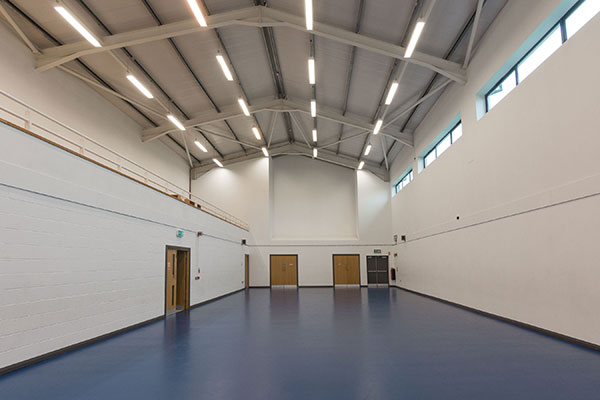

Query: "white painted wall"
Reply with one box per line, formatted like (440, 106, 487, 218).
(390, 0, 600, 345)
(271, 157, 358, 240)
(0, 122, 246, 370)
(0, 21, 189, 190)
(192, 156, 394, 287)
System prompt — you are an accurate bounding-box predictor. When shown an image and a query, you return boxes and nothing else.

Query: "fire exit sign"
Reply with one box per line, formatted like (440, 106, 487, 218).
(176, 230, 184, 238)
(374, 249, 382, 254)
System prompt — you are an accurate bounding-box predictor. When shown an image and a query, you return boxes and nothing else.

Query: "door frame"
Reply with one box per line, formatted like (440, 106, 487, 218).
(331, 254, 361, 286)
(269, 254, 299, 287)
(367, 255, 389, 286)
(164, 245, 191, 316)
(245, 254, 249, 289)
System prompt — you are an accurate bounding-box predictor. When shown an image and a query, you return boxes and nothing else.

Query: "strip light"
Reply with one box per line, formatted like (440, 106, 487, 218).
(405, 20, 425, 58)
(252, 126, 262, 140)
(312, 128, 317, 142)
(194, 140, 207, 152)
(167, 115, 186, 131)
(305, 0, 313, 30)
(313, 148, 318, 158)
(216, 55, 233, 81)
(358, 161, 365, 170)
(364, 144, 372, 155)
(311, 99, 317, 117)
(126, 74, 153, 99)
(238, 98, 250, 116)
(54, 5, 101, 48)
(373, 119, 383, 135)
(187, 0, 208, 27)
(385, 81, 399, 105)
(308, 58, 316, 85)
(262, 147, 269, 157)
(213, 158, 223, 167)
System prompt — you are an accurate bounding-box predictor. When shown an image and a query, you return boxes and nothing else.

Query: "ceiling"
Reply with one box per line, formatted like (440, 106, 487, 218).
(1, 0, 508, 180)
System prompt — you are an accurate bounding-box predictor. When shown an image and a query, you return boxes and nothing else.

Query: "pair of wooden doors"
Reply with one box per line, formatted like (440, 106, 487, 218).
(165, 247, 190, 315)
(270, 255, 298, 286)
(333, 255, 360, 285)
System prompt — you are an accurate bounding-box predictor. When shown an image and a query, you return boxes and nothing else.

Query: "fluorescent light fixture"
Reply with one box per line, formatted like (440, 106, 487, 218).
(385, 81, 399, 105)
(216, 54, 233, 81)
(167, 115, 185, 131)
(310, 99, 317, 117)
(373, 119, 383, 135)
(308, 58, 316, 85)
(54, 4, 101, 48)
(312, 128, 317, 142)
(213, 158, 223, 167)
(238, 98, 250, 116)
(126, 74, 153, 99)
(187, 0, 208, 27)
(305, 0, 313, 30)
(364, 144, 372, 155)
(313, 148, 318, 158)
(194, 140, 207, 152)
(262, 147, 269, 157)
(358, 161, 365, 170)
(252, 126, 262, 140)
(405, 20, 425, 58)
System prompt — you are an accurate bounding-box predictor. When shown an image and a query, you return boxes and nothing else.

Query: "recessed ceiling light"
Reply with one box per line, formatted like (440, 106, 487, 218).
(262, 147, 269, 157)
(252, 126, 262, 140)
(358, 160, 365, 170)
(313, 147, 318, 158)
(385, 81, 399, 105)
(213, 158, 223, 167)
(305, 0, 313, 30)
(364, 144, 372, 155)
(308, 58, 316, 85)
(311, 99, 317, 117)
(312, 128, 317, 142)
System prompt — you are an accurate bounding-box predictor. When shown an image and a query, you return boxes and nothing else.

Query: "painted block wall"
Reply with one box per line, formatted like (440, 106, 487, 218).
(0, 123, 246, 369)
(0, 21, 189, 190)
(389, 0, 600, 345)
(192, 156, 394, 287)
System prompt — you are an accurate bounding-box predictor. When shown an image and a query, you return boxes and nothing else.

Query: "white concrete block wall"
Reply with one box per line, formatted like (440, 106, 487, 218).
(0, 123, 246, 370)
(389, 0, 600, 345)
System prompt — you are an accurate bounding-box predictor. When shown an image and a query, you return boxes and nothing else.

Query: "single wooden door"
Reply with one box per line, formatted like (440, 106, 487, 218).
(346, 255, 360, 285)
(270, 255, 297, 286)
(166, 249, 178, 314)
(245, 254, 249, 288)
(176, 250, 189, 310)
(333, 255, 347, 284)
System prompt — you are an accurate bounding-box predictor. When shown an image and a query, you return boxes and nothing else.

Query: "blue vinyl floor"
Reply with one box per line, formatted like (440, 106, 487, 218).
(2, 288, 600, 399)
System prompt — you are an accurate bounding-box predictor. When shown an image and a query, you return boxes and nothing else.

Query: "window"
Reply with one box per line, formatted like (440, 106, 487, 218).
(486, 0, 599, 112)
(422, 122, 462, 169)
(394, 169, 413, 194)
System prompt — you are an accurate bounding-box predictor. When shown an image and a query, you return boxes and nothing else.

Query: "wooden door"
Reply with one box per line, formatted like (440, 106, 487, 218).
(333, 255, 347, 284)
(176, 251, 189, 309)
(245, 254, 249, 288)
(166, 249, 177, 314)
(346, 255, 360, 285)
(334, 255, 360, 285)
(270, 255, 297, 286)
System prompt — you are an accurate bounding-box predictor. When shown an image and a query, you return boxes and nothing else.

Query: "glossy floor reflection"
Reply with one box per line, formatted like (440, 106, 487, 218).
(2, 288, 600, 399)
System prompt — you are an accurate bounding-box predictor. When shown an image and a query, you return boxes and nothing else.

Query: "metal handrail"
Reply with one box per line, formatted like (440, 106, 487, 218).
(0, 90, 249, 231)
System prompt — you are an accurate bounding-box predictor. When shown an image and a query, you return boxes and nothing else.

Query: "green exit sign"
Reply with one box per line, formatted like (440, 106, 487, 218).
(374, 249, 382, 254)
(176, 230, 184, 238)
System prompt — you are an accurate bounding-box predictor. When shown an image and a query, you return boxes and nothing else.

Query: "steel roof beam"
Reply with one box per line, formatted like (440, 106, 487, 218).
(142, 97, 413, 147)
(35, 6, 466, 83)
(191, 142, 389, 181)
